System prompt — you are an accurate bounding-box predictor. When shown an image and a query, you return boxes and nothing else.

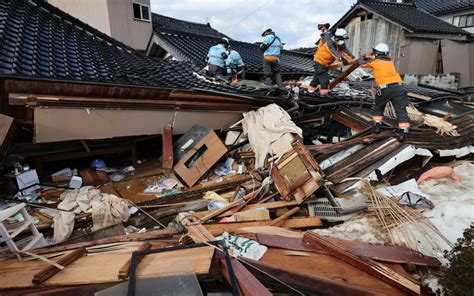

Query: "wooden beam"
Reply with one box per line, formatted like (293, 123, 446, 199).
(117, 242, 151, 280)
(193, 200, 300, 219)
(329, 63, 359, 89)
(161, 124, 174, 170)
(32, 248, 86, 285)
(219, 254, 272, 296)
(176, 212, 215, 243)
(267, 207, 300, 227)
(204, 217, 322, 236)
(199, 190, 259, 222)
(23, 227, 179, 256)
(303, 232, 420, 295)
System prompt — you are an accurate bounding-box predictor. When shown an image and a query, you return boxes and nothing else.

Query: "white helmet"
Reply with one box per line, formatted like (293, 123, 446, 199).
(334, 28, 348, 39)
(373, 43, 389, 55)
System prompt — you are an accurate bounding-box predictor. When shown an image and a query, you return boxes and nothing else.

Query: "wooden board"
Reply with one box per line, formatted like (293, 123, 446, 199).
(233, 209, 270, 222)
(204, 217, 321, 236)
(194, 200, 299, 219)
(0, 114, 14, 146)
(257, 234, 440, 267)
(0, 246, 213, 289)
(258, 248, 405, 295)
(235, 226, 304, 238)
(115, 174, 249, 203)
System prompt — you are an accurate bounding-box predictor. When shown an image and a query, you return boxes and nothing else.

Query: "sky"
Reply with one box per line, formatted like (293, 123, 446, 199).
(150, 0, 357, 49)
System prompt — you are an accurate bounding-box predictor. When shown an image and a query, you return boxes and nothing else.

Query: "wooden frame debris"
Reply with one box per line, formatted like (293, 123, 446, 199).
(271, 140, 324, 204)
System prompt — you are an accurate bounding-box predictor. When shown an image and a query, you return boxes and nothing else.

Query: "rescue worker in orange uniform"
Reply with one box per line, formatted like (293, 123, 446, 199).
(359, 43, 410, 142)
(315, 22, 330, 48)
(308, 28, 354, 95)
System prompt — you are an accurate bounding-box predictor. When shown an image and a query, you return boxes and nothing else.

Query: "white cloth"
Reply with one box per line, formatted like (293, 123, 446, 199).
(52, 188, 130, 243)
(242, 104, 302, 168)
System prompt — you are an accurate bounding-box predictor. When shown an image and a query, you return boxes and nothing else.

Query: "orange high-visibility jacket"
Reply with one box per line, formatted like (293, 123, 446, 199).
(313, 33, 353, 67)
(360, 56, 402, 87)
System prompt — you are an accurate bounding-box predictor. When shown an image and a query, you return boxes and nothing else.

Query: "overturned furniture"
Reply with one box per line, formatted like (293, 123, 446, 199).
(271, 140, 324, 204)
(173, 125, 228, 187)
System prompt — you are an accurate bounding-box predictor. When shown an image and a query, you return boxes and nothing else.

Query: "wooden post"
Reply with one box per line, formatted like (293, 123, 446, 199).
(329, 63, 359, 89)
(32, 247, 86, 285)
(267, 207, 300, 226)
(118, 242, 151, 279)
(162, 124, 174, 170)
(303, 232, 420, 295)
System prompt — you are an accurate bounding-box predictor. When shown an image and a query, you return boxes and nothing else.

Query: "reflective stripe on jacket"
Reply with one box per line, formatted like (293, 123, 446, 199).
(262, 34, 282, 57)
(226, 50, 244, 73)
(207, 44, 227, 67)
(360, 56, 402, 87)
(313, 34, 353, 67)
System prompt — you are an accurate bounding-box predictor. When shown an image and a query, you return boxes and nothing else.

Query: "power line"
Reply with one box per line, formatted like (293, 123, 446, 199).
(224, 0, 272, 30)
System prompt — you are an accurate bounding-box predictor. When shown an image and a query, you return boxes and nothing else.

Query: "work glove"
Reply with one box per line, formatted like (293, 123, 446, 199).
(341, 57, 349, 66)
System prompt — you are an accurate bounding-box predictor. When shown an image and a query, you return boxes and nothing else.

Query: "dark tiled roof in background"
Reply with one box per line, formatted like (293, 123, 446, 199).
(0, 0, 258, 93)
(415, 0, 474, 15)
(152, 14, 314, 74)
(152, 13, 227, 38)
(359, 0, 470, 35)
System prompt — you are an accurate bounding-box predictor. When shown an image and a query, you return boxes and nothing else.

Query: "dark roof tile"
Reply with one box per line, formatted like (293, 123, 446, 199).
(154, 27, 314, 74)
(415, 0, 474, 15)
(0, 0, 258, 94)
(360, 0, 470, 35)
(152, 13, 227, 38)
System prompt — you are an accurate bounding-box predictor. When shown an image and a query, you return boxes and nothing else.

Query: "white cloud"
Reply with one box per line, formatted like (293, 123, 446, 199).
(150, 0, 356, 49)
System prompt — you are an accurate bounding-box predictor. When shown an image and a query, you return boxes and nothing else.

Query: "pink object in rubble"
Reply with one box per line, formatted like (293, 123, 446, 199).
(417, 166, 462, 184)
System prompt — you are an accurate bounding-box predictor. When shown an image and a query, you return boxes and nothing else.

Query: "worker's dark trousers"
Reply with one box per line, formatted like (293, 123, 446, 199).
(263, 59, 283, 89)
(229, 66, 246, 79)
(310, 62, 330, 89)
(373, 85, 410, 123)
(208, 64, 224, 77)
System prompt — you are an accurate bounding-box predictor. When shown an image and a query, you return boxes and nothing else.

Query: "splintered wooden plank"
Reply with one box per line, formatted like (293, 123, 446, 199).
(267, 207, 300, 226)
(118, 242, 151, 279)
(32, 248, 86, 285)
(219, 255, 272, 296)
(0, 246, 213, 289)
(303, 232, 420, 295)
(0, 114, 14, 146)
(162, 125, 174, 169)
(254, 248, 406, 295)
(204, 217, 322, 236)
(257, 234, 441, 267)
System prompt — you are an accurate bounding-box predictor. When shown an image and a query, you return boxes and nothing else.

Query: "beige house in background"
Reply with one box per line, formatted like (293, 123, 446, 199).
(48, 0, 152, 51)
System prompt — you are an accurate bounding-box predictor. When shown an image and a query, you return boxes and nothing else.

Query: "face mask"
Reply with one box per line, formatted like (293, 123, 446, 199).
(337, 40, 345, 46)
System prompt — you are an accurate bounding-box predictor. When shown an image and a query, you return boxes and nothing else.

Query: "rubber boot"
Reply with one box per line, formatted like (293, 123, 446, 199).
(397, 128, 408, 142)
(373, 122, 382, 134)
(264, 76, 273, 88)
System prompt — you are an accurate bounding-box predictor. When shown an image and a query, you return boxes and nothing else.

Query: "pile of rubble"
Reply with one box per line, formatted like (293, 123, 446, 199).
(0, 95, 472, 295)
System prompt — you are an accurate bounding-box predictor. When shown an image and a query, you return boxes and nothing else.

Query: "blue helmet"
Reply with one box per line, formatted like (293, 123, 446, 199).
(90, 159, 106, 169)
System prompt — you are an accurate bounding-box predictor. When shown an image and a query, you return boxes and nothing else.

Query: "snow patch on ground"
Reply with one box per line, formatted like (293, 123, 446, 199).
(313, 216, 388, 244)
(418, 162, 474, 247)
